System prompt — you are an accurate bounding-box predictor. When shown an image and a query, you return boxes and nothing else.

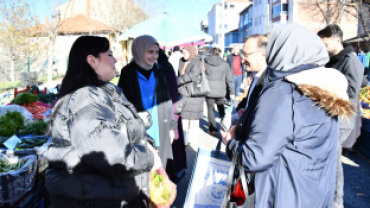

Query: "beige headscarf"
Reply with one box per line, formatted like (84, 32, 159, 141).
(132, 35, 159, 70)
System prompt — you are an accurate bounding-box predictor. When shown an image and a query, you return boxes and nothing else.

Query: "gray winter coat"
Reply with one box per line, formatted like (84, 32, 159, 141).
(204, 55, 234, 98)
(178, 56, 205, 120)
(227, 66, 354, 208)
(45, 83, 154, 206)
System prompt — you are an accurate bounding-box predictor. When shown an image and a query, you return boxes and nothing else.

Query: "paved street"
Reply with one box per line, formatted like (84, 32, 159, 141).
(171, 99, 370, 208)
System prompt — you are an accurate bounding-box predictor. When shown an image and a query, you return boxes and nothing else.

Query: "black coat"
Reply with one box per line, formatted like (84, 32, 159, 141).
(227, 54, 244, 79)
(326, 46, 364, 147)
(118, 62, 177, 169)
(204, 55, 234, 98)
(177, 56, 205, 120)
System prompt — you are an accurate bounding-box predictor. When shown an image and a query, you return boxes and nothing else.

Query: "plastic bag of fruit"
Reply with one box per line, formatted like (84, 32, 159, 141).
(148, 167, 177, 208)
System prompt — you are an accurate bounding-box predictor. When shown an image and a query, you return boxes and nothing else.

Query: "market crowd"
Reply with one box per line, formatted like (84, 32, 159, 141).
(43, 23, 365, 208)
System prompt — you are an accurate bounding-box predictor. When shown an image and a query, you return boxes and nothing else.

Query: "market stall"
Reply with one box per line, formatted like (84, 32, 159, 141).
(0, 85, 58, 208)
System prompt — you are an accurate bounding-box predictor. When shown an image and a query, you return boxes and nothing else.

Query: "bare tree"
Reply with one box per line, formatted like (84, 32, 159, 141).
(42, 0, 72, 83)
(94, 0, 167, 54)
(0, 0, 42, 82)
(300, 0, 370, 43)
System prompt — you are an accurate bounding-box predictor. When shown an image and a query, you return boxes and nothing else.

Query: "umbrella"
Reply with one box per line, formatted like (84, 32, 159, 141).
(118, 13, 213, 47)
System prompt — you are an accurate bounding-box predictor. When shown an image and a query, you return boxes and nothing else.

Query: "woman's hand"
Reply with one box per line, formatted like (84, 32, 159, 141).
(170, 130, 175, 144)
(220, 125, 237, 145)
(147, 144, 162, 171)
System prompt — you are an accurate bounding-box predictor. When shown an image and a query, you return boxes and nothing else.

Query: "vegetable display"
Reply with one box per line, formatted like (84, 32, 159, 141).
(149, 168, 177, 207)
(360, 86, 370, 103)
(19, 120, 48, 135)
(20, 102, 50, 120)
(0, 159, 25, 173)
(16, 137, 47, 150)
(360, 86, 370, 119)
(0, 111, 24, 137)
(11, 92, 39, 105)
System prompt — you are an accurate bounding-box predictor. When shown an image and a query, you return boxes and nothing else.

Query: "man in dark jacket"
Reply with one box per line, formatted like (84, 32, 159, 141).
(227, 44, 244, 97)
(318, 24, 364, 208)
(204, 48, 234, 134)
(233, 35, 268, 124)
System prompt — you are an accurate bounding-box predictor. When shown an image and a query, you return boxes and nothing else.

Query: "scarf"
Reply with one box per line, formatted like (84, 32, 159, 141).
(132, 35, 159, 70)
(181, 45, 197, 75)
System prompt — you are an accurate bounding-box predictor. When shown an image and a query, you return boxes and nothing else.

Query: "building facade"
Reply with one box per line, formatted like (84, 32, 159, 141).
(238, 4, 253, 43)
(268, 0, 358, 40)
(207, 0, 252, 47)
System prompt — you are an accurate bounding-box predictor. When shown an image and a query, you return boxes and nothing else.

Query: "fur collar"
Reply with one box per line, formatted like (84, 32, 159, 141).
(286, 67, 354, 119)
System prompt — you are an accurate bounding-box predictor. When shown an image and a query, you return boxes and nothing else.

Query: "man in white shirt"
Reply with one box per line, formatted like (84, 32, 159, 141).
(168, 46, 183, 76)
(232, 34, 268, 123)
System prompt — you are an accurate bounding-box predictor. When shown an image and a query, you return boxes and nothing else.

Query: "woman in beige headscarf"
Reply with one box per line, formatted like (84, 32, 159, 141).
(177, 45, 205, 145)
(118, 35, 177, 183)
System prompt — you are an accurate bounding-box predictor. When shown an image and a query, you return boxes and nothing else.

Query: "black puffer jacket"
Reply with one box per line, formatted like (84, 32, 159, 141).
(178, 56, 204, 120)
(204, 55, 234, 98)
(44, 83, 154, 207)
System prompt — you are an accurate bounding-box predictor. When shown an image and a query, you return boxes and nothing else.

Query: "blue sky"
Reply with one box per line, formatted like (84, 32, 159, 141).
(31, 0, 221, 30)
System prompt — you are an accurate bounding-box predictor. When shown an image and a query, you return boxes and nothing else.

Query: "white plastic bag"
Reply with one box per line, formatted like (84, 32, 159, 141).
(0, 105, 34, 122)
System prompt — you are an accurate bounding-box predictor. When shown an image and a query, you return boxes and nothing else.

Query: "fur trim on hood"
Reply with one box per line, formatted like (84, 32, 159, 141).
(286, 67, 355, 119)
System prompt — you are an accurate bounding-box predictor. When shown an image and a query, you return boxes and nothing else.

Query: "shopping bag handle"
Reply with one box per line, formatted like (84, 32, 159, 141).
(214, 138, 222, 158)
(222, 145, 249, 208)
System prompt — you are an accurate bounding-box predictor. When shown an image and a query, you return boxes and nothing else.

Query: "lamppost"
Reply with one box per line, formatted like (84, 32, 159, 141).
(187, 0, 209, 29)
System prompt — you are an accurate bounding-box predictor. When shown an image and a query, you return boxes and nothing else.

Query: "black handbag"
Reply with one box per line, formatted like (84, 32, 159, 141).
(190, 58, 210, 96)
(222, 146, 255, 208)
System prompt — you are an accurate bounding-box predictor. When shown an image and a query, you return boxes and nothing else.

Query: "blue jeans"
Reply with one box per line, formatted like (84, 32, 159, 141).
(233, 75, 243, 97)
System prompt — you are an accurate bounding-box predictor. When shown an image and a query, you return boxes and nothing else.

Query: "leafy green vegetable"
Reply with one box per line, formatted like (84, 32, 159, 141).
(28, 85, 40, 95)
(0, 159, 25, 173)
(19, 120, 47, 135)
(38, 94, 57, 104)
(0, 111, 24, 137)
(11, 92, 38, 105)
(15, 137, 47, 150)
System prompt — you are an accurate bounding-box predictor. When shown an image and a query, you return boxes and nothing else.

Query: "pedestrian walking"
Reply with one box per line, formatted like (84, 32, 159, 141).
(168, 46, 183, 76)
(221, 23, 353, 208)
(204, 48, 234, 135)
(178, 45, 204, 145)
(45, 36, 160, 207)
(227, 44, 244, 97)
(118, 35, 177, 181)
(158, 49, 187, 182)
(318, 24, 364, 208)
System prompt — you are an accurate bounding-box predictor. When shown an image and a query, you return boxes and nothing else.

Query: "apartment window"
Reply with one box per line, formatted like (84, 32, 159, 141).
(225, 24, 228, 30)
(225, 4, 228, 9)
(230, 5, 235, 9)
(219, 25, 222, 30)
(282, 3, 288, 12)
(273, 4, 281, 18)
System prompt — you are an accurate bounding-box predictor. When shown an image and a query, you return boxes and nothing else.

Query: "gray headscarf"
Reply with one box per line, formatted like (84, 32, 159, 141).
(132, 35, 159, 70)
(266, 23, 329, 71)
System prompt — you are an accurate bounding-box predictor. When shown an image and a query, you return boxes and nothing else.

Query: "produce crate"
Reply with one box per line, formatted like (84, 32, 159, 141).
(0, 155, 37, 208)
(0, 136, 50, 175)
(362, 117, 370, 132)
(15, 181, 50, 208)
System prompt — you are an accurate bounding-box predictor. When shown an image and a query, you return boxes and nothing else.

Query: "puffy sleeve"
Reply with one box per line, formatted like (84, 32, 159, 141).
(226, 86, 293, 172)
(67, 87, 154, 179)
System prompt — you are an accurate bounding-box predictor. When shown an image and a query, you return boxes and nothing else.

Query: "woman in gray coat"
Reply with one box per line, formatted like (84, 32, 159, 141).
(178, 45, 205, 145)
(45, 36, 161, 208)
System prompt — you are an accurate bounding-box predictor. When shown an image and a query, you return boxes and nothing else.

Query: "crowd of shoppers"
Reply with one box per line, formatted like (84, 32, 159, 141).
(44, 22, 367, 208)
